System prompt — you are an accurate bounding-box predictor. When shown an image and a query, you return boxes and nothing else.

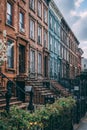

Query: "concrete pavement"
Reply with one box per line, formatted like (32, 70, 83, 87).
(74, 115, 87, 130)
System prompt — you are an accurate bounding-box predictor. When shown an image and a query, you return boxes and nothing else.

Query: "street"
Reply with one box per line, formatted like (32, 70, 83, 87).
(76, 117, 87, 130)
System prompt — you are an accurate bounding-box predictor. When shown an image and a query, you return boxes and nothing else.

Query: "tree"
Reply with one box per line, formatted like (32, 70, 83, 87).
(0, 39, 7, 66)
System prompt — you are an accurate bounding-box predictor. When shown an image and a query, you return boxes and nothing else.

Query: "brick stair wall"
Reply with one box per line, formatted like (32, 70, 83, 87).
(26, 80, 57, 105)
(50, 80, 70, 97)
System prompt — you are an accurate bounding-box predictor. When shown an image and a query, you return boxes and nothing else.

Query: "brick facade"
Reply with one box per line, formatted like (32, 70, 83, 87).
(0, 0, 49, 88)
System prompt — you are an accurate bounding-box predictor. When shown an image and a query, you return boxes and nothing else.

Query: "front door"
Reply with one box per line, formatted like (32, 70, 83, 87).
(19, 44, 25, 73)
(44, 56, 48, 77)
(16, 81, 25, 102)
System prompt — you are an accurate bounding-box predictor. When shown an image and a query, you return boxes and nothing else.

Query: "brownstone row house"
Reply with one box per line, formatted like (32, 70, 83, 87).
(60, 18, 83, 79)
(0, 0, 83, 106)
(0, 0, 51, 102)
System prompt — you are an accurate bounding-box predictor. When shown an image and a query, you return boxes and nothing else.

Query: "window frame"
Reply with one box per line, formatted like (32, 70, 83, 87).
(30, 18, 35, 40)
(19, 12, 25, 32)
(44, 29, 47, 48)
(30, 0, 35, 11)
(7, 2, 13, 26)
(30, 49, 35, 73)
(44, 6, 48, 24)
(38, 53, 42, 74)
(37, 24, 42, 44)
(37, 0, 42, 18)
(7, 39, 14, 68)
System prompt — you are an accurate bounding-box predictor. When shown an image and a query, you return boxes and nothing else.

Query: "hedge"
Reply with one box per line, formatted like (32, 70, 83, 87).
(0, 96, 75, 130)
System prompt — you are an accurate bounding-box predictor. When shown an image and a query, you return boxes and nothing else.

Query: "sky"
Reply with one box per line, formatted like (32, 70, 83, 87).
(54, 0, 87, 58)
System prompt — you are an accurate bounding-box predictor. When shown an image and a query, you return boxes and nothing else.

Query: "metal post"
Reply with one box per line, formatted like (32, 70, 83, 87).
(28, 88, 34, 113)
(5, 80, 13, 113)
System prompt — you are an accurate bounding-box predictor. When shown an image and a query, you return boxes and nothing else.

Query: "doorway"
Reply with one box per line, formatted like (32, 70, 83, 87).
(16, 81, 25, 102)
(44, 56, 48, 77)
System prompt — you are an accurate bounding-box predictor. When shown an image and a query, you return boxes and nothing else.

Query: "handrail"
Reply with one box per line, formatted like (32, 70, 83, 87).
(0, 72, 26, 95)
(0, 72, 35, 112)
(0, 91, 5, 98)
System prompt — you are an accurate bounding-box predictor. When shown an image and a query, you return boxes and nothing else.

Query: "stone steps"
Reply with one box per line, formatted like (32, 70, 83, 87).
(0, 101, 22, 110)
(0, 85, 28, 110)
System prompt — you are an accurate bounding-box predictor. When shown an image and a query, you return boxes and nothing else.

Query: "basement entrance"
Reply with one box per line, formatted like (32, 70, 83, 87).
(16, 81, 25, 102)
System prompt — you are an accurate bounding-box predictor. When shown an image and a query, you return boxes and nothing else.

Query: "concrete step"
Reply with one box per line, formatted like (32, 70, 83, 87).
(17, 103, 28, 110)
(0, 101, 22, 110)
(0, 97, 18, 104)
(0, 86, 6, 90)
(0, 89, 7, 93)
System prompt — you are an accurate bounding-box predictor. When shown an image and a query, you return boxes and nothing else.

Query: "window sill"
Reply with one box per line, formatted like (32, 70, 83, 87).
(44, 21, 48, 25)
(6, 68, 16, 73)
(6, 23, 15, 30)
(19, 30, 25, 35)
(29, 7, 35, 13)
(37, 73, 42, 76)
(21, 0, 26, 4)
(30, 37, 35, 42)
(37, 14, 42, 20)
(37, 42, 42, 46)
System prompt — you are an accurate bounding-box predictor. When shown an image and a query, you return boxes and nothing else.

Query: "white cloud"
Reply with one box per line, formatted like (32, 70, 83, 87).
(54, 0, 87, 58)
(75, 0, 84, 8)
(79, 40, 87, 58)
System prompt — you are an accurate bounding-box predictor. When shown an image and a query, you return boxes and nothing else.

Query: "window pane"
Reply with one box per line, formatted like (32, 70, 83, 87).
(30, 50, 35, 72)
(19, 12, 24, 30)
(30, 19, 34, 39)
(38, 26, 41, 44)
(44, 31, 47, 48)
(7, 2, 12, 25)
(7, 3, 11, 14)
(44, 8, 47, 23)
(30, 0, 34, 10)
(38, 53, 42, 74)
(38, 1, 41, 17)
(7, 40, 14, 68)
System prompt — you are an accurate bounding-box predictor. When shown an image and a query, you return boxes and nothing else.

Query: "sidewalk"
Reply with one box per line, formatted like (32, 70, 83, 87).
(74, 114, 87, 130)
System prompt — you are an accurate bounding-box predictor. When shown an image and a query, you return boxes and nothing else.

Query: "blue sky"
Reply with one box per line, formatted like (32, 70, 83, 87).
(54, 0, 87, 58)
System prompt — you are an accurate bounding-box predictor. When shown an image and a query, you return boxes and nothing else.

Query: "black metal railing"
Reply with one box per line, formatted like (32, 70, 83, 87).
(0, 72, 34, 113)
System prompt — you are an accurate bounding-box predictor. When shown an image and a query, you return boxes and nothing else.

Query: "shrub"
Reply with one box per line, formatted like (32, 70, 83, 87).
(0, 96, 75, 130)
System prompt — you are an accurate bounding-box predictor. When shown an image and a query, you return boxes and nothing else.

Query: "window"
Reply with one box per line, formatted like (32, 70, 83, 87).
(30, 50, 35, 73)
(44, 30, 47, 48)
(49, 35, 52, 51)
(38, 25, 42, 44)
(30, 0, 35, 10)
(30, 19, 35, 40)
(49, 15, 52, 28)
(44, 7, 47, 23)
(7, 2, 12, 25)
(19, 12, 24, 32)
(38, 1, 41, 17)
(58, 41, 60, 56)
(54, 21, 56, 33)
(84, 64, 86, 68)
(38, 53, 42, 74)
(7, 40, 14, 68)
(54, 40, 57, 53)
